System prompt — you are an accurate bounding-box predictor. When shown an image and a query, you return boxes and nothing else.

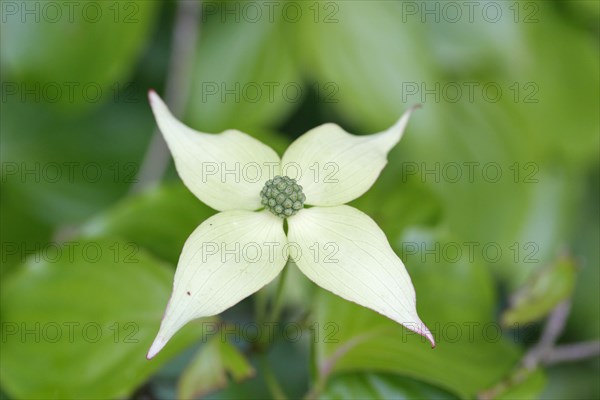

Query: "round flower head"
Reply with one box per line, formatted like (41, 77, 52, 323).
(260, 176, 306, 218)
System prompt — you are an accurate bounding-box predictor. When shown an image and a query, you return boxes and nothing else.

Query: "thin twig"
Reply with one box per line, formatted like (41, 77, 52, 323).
(479, 299, 600, 400)
(541, 340, 600, 365)
(131, 0, 202, 193)
(523, 300, 572, 369)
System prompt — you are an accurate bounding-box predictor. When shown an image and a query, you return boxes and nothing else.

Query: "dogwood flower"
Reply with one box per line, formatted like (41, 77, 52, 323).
(146, 90, 435, 359)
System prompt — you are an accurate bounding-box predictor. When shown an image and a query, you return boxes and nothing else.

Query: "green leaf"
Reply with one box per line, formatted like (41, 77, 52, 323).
(422, 3, 525, 77)
(567, 170, 600, 340)
(295, 1, 438, 130)
(311, 229, 521, 399)
(1, 0, 158, 111)
(321, 372, 457, 400)
(402, 100, 584, 287)
(517, 4, 600, 168)
(151, 330, 312, 400)
(1, 99, 153, 224)
(0, 186, 52, 277)
(541, 362, 600, 400)
(496, 368, 547, 400)
(0, 236, 211, 399)
(82, 183, 215, 265)
(349, 157, 443, 240)
(295, 0, 594, 290)
(177, 337, 255, 399)
(186, 5, 301, 133)
(502, 256, 577, 326)
(567, 0, 600, 24)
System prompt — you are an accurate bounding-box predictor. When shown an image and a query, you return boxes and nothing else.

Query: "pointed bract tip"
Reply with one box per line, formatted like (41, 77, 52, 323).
(401, 104, 422, 119)
(403, 321, 435, 349)
(146, 336, 167, 360)
(423, 326, 436, 349)
(147, 89, 158, 104)
(387, 105, 419, 139)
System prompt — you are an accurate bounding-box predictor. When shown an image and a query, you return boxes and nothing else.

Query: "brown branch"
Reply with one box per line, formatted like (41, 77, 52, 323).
(479, 299, 600, 400)
(523, 300, 571, 369)
(541, 340, 600, 365)
(131, 0, 202, 193)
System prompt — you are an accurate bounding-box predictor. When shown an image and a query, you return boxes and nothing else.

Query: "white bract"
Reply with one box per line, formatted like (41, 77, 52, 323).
(146, 90, 435, 359)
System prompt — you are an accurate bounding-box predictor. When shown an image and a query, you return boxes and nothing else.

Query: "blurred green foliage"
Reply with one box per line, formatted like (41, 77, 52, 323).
(0, 236, 212, 399)
(178, 336, 255, 399)
(1, 0, 598, 399)
(502, 255, 577, 327)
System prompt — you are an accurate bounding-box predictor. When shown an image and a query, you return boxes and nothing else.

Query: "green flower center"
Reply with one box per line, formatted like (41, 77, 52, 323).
(260, 175, 306, 218)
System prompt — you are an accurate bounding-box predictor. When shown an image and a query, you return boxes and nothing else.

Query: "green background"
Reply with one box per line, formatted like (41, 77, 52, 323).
(1, 1, 598, 399)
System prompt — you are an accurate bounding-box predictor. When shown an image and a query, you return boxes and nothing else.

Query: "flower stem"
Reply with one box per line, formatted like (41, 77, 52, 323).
(254, 262, 290, 351)
(252, 267, 291, 399)
(267, 262, 290, 323)
(254, 287, 268, 329)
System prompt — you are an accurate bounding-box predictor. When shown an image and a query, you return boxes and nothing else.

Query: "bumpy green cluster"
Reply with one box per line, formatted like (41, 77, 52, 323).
(260, 175, 306, 218)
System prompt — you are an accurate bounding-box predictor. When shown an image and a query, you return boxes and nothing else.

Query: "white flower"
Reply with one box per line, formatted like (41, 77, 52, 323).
(146, 90, 434, 359)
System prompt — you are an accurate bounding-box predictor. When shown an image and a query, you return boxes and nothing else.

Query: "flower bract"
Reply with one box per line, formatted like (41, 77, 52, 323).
(146, 90, 434, 359)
